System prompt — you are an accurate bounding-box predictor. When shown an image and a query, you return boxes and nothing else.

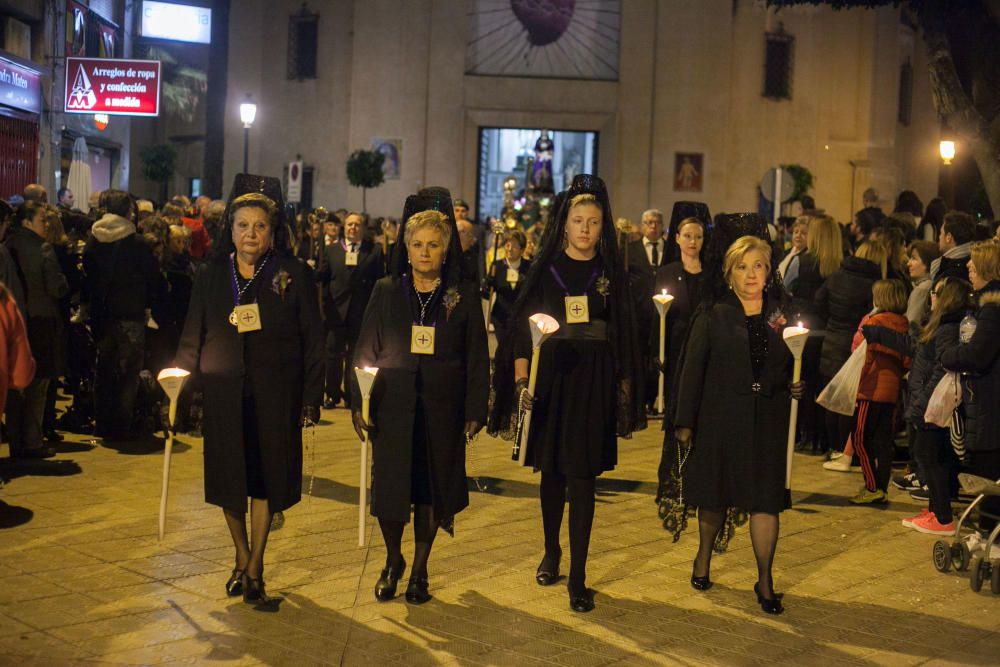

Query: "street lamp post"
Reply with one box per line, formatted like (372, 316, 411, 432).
(240, 94, 257, 173)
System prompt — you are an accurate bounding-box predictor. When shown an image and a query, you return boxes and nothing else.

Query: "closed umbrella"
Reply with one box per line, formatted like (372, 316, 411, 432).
(66, 137, 92, 214)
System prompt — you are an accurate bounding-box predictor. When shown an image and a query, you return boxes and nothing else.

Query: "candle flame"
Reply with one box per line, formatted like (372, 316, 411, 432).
(661, 288, 667, 296)
(798, 321, 803, 329)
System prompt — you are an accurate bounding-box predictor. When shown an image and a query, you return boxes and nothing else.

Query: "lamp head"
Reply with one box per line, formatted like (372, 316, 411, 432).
(528, 313, 560, 347)
(157, 367, 191, 402)
(782, 324, 810, 359)
(240, 95, 257, 128)
(354, 366, 379, 399)
(652, 290, 674, 317)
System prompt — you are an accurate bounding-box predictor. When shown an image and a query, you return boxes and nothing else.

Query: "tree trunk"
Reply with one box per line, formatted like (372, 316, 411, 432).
(918, 4, 1000, 214)
(362, 187, 367, 214)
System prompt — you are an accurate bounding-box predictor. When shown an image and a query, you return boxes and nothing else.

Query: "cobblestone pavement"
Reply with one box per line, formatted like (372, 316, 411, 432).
(1, 409, 998, 666)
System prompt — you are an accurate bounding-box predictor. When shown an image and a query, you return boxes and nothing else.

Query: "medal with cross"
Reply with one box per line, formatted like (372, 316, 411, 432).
(564, 295, 589, 324)
(410, 325, 435, 355)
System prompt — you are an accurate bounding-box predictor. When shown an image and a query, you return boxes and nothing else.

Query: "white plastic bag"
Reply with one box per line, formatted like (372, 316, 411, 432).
(924, 371, 962, 428)
(817, 340, 867, 416)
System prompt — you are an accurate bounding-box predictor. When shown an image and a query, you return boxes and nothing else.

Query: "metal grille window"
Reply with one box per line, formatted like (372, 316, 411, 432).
(287, 5, 319, 81)
(898, 60, 913, 126)
(763, 26, 794, 101)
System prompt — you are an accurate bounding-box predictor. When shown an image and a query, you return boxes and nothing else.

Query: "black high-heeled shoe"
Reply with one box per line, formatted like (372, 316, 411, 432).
(754, 582, 784, 615)
(690, 574, 713, 591)
(374, 558, 406, 602)
(568, 582, 594, 613)
(404, 576, 431, 605)
(225, 568, 244, 597)
(242, 573, 278, 608)
(535, 551, 561, 586)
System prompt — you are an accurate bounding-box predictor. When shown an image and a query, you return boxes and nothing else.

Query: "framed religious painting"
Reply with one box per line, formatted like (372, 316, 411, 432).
(465, 0, 620, 80)
(371, 138, 402, 180)
(673, 152, 704, 193)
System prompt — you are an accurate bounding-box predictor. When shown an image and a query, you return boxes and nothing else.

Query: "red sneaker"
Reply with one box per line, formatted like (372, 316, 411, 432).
(911, 513, 955, 536)
(901, 508, 930, 529)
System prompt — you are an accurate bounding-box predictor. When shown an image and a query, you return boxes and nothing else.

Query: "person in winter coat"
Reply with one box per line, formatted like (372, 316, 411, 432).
(903, 277, 972, 535)
(847, 280, 912, 504)
(814, 241, 887, 456)
(83, 191, 164, 441)
(5, 201, 68, 458)
(941, 240, 1000, 534)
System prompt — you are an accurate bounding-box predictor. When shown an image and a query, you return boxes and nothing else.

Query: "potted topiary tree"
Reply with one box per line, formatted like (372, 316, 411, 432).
(346, 149, 385, 213)
(140, 144, 178, 205)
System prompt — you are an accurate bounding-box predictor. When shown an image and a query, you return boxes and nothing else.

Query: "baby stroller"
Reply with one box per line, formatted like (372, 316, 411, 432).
(932, 473, 1000, 594)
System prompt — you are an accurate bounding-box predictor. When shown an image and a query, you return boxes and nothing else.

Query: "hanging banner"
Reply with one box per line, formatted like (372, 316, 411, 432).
(64, 57, 161, 116)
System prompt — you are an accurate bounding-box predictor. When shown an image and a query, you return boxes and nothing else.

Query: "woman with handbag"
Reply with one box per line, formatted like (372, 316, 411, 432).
(904, 277, 971, 534)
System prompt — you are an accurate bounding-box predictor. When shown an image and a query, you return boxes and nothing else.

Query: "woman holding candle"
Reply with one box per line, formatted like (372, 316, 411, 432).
(652, 216, 707, 506)
(351, 191, 489, 605)
(489, 174, 645, 613)
(174, 174, 324, 608)
(674, 235, 802, 615)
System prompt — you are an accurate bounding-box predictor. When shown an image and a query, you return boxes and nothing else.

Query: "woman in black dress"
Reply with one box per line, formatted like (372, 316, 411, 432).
(674, 235, 801, 615)
(352, 192, 489, 605)
(653, 215, 707, 506)
(489, 174, 645, 613)
(175, 175, 324, 608)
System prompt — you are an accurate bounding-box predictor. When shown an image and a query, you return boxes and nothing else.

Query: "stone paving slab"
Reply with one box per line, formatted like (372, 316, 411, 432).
(1, 409, 998, 666)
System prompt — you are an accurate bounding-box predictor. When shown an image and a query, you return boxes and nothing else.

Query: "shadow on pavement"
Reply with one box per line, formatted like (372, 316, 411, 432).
(0, 499, 34, 529)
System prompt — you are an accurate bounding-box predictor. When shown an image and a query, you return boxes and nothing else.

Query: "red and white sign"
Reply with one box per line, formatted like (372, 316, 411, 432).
(64, 57, 161, 117)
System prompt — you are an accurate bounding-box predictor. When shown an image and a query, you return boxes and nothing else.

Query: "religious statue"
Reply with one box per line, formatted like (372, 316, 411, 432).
(532, 129, 555, 193)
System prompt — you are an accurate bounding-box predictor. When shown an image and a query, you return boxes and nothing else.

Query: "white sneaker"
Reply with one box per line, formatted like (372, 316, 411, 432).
(823, 456, 853, 472)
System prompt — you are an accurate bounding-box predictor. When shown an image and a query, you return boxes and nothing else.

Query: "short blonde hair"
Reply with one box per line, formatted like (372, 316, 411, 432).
(872, 279, 908, 314)
(404, 210, 452, 247)
(970, 239, 1000, 282)
(723, 236, 772, 282)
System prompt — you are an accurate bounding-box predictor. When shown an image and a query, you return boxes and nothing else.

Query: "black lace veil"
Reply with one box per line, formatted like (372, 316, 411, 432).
(212, 173, 292, 258)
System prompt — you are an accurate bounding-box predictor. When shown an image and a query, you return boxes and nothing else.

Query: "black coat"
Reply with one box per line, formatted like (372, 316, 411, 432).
(906, 311, 962, 426)
(82, 231, 161, 323)
(941, 285, 1000, 452)
(319, 239, 384, 337)
(788, 252, 829, 330)
(626, 239, 664, 328)
(674, 293, 793, 513)
(352, 277, 489, 523)
(174, 255, 324, 513)
(815, 256, 880, 379)
(485, 257, 531, 331)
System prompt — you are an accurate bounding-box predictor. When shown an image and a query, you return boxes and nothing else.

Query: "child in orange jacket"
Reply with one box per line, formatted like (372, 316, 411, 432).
(849, 280, 913, 504)
(0, 282, 36, 416)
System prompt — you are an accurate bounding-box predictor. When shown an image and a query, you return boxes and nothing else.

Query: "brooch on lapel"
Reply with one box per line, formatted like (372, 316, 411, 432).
(443, 286, 461, 320)
(272, 268, 292, 300)
(595, 275, 610, 298)
(767, 308, 787, 332)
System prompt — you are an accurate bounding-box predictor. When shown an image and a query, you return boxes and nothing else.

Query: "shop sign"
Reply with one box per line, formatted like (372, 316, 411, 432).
(0, 54, 42, 115)
(64, 57, 161, 117)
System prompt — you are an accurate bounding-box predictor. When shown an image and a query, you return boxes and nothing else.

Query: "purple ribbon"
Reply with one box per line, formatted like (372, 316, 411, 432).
(549, 265, 599, 296)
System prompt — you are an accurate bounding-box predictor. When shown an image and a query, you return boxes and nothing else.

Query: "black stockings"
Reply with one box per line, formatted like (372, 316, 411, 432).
(377, 503, 439, 578)
(693, 508, 724, 578)
(749, 512, 779, 598)
(223, 497, 273, 579)
(693, 508, 780, 597)
(540, 472, 596, 592)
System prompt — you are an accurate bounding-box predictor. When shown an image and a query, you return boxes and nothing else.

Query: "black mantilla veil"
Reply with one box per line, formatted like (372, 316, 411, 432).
(212, 173, 293, 259)
(664, 201, 712, 265)
(488, 173, 647, 440)
(702, 212, 785, 304)
(391, 187, 464, 289)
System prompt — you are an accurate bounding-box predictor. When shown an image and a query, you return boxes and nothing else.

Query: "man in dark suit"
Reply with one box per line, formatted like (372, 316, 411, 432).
(626, 209, 666, 414)
(319, 212, 384, 408)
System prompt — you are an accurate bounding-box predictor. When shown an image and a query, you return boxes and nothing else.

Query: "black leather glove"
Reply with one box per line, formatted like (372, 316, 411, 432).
(352, 409, 375, 441)
(301, 405, 320, 427)
(516, 378, 533, 410)
(789, 381, 805, 401)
